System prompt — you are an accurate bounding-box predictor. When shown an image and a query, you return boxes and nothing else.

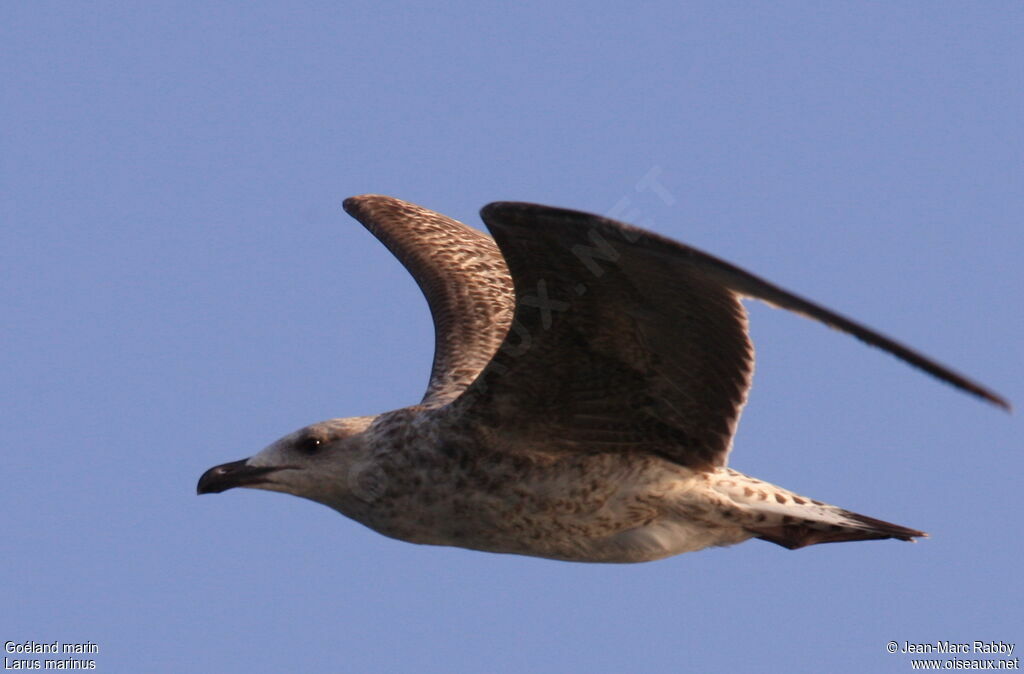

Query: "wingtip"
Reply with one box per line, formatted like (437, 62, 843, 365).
(972, 388, 1012, 413)
(991, 394, 1013, 414)
(342, 194, 401, 216)
(342, 194, 375, 216)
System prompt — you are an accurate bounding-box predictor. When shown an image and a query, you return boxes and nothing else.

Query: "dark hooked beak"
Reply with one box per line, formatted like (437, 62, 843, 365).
(196, 458, 284, 495)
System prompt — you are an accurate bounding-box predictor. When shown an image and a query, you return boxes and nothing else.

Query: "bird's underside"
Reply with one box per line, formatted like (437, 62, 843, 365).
(197, 194, 1008, 562)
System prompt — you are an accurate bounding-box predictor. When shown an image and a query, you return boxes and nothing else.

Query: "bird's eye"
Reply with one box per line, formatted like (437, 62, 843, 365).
(296, 436, 323, 455)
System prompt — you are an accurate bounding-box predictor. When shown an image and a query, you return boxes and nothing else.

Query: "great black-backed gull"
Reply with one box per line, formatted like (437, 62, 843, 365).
(198, 195, 1008, 562)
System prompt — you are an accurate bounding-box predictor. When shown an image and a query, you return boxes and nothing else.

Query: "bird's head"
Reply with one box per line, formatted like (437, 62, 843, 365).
(197, 416, 380, 509)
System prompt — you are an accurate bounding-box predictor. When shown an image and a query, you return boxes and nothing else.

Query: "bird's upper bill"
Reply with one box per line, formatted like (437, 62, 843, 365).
(196, 458, 286, 495)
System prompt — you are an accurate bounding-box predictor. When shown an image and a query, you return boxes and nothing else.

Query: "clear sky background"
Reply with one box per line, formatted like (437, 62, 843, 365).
(3, 3, 1021, 673)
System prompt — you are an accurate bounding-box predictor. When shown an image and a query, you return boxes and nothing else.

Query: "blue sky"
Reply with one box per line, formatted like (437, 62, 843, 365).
(3, 3, 1020, 672)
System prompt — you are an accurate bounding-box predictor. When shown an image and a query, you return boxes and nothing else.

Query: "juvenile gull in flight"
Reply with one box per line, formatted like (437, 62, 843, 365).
(198, 195, 1009, 562)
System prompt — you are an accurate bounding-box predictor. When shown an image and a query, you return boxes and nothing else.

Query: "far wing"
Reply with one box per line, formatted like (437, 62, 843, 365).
(343, 195, 514, 407)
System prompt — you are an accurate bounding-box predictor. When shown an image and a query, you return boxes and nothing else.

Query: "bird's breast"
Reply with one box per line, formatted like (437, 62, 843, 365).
(351, 444, 725, 562)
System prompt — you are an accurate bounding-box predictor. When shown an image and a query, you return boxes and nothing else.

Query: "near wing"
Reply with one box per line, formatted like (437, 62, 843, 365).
(448, 202, 1008, 471)
(343, 195, 514, 407)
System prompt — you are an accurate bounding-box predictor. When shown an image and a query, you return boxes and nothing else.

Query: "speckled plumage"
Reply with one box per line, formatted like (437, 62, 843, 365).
(198, 195, 1008, 562)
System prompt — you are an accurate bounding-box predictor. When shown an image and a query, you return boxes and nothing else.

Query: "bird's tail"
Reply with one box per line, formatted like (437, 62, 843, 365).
(712, 468, 927, 550)
(748, 508, 926, 550)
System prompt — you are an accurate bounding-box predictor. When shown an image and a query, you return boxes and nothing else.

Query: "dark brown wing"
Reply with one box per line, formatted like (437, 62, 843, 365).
(343, 195, 514, 407)
(448, 202, 1009, 471)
